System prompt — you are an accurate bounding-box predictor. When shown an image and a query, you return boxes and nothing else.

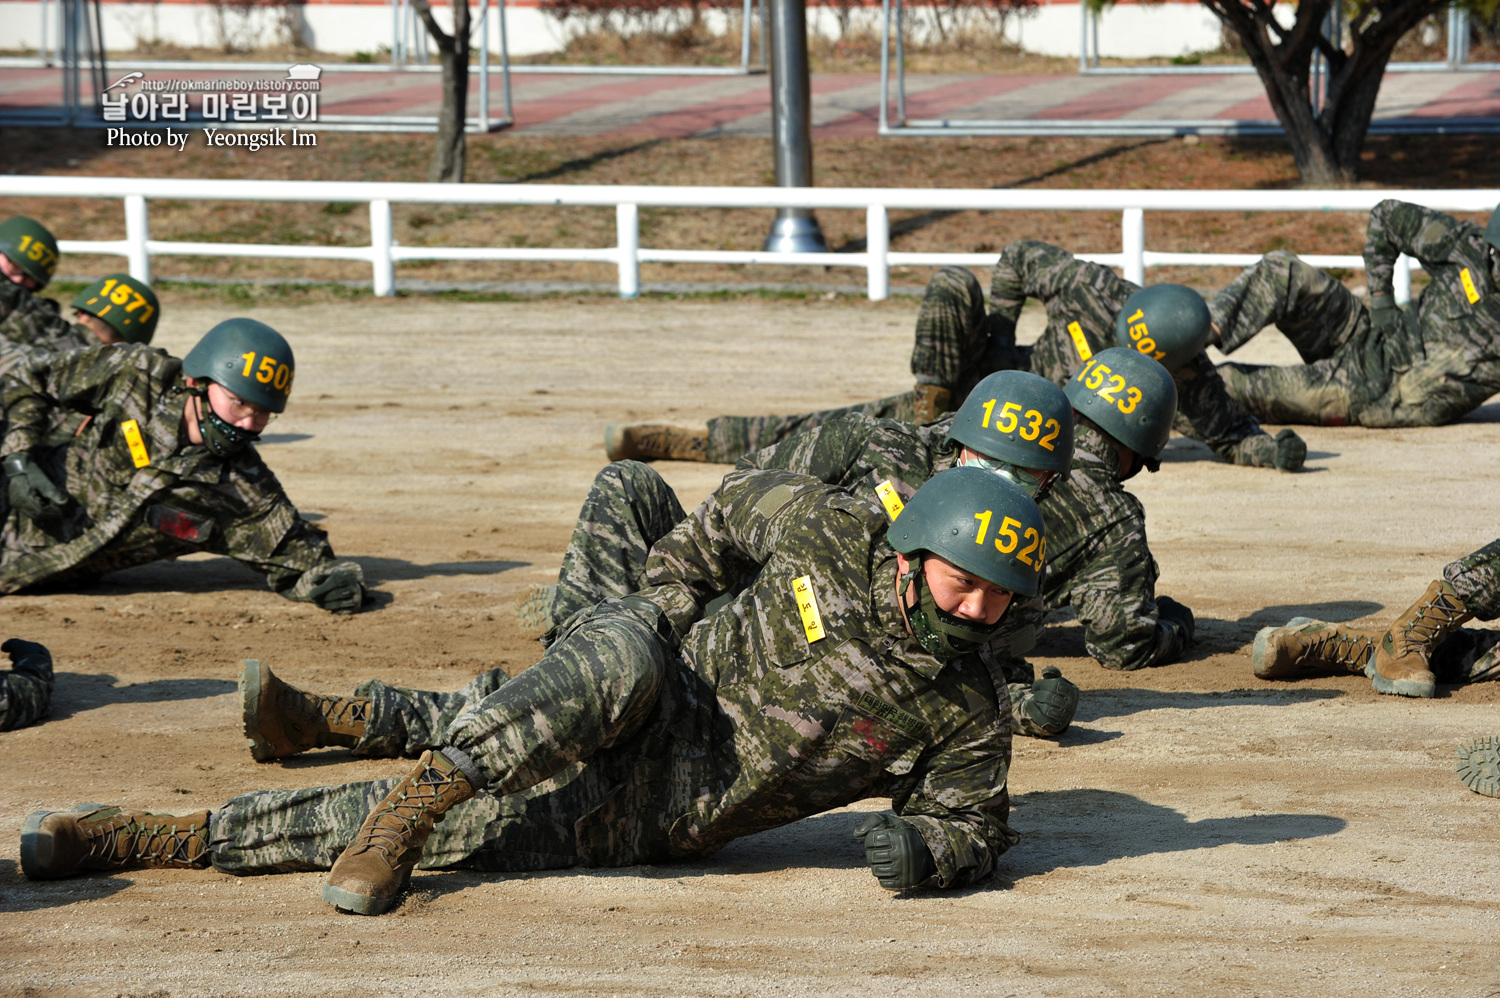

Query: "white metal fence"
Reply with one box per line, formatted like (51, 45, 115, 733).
(2, 176, 1495, 302)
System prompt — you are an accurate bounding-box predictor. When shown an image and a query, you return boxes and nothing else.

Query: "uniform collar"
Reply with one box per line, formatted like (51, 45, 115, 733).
(1072, 420, 1126, 479)
(873, 549, 953, 682)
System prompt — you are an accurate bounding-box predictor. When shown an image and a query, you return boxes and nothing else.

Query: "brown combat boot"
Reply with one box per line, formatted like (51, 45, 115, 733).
(239, 659, 370, 762)
(1251, 617, 1379, 679)
(603, 424, 707, 463)
(912, 383, 953, 425)
(1368, 579, 1473, 699)
(20, 803, 211, 880)
(323, 749, 477, 915)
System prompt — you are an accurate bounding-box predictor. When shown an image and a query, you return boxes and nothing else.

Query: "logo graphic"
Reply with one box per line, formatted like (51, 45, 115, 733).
(105, 71, 145, 92)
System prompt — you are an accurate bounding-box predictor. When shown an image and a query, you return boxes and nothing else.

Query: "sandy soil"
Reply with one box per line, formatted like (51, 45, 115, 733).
(1, 295, 1498, 997)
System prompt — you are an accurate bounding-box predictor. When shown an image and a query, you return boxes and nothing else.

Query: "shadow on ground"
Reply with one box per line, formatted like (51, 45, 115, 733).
(0, 860, 133, 913)
(45, 672, 237, 722)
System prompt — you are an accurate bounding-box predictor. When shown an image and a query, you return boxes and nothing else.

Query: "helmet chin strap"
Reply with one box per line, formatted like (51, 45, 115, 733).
(190, 385, 259, 457)
(899, 554, 1006, 660)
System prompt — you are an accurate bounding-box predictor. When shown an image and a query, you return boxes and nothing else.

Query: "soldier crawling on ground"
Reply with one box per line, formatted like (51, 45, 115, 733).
(23, 467, 1044, 915)
(0, 272, 162, 380)
(1210, 200, 1500, 428)
(603, 247, 1305, 474)
(0, 317, 365, 612)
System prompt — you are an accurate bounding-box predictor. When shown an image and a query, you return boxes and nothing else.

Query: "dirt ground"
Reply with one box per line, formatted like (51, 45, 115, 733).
(1, 295, 1498, 996)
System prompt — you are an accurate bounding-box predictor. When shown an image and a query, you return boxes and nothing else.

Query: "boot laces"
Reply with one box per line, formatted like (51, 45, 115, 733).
(1397, 590, 1468, 653)
(84, 813, 205, 867)
(280, 686, 368, 728)
(1306, 627, 1375, 668)
(353, 764, 463, 863)
(630, 426, 702, 458)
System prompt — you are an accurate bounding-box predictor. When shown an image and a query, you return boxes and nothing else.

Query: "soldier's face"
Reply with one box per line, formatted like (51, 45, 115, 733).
(75, 310, 123, 345)
(0, 253, 40, 291)
(899, 553, 1013, 626)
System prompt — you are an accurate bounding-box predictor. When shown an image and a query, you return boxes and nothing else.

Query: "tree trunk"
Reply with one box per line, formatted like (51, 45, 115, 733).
(1199, 0, 1447, 186)
(412, 0, 471, 183)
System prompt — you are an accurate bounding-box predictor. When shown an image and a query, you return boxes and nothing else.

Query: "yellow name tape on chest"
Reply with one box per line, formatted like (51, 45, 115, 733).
(1461, 267, 1481, 305)
(874, 480, 905, 521)
(121, 419, 150, 468)
(791, 575, 827, 644)
(1067, 321, 1092, 361)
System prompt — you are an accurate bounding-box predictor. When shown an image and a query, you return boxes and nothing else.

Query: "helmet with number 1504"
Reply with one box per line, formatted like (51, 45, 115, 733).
(71, 273, 161, 344)
(0, 216, 60, 289)
(1064, 346, 1177, 472)
(1114, 283, 1212, 373)
(945, 370, 1074, 498)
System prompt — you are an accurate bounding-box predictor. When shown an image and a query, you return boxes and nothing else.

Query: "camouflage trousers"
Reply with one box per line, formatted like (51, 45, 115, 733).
(705, 267, 999, 463)
(211, 599, 688, 875)
(1210, 251, 1403, 426)
(0, 669, 51, 731)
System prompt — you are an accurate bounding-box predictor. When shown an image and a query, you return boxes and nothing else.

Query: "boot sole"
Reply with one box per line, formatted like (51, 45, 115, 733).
(1365, 660, 1437, 698)
(20, 803, 106, 880)
(238, 659, 280, 763)
(1456, 736, 1500, 798)
(1250, 617, 1317, 679)
(322, 875, 409, 916)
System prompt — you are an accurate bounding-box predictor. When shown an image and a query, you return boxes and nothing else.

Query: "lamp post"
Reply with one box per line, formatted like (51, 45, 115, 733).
(761, 0, 828, 253)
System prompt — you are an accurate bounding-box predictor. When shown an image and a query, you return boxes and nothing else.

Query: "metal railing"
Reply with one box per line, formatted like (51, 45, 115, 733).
(2, 176, 1494, 301)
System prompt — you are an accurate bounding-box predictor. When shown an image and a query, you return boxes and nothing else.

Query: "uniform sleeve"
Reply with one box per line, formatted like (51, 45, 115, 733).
(637, 469, 842, 637)
(738, 414, 935, 500)
(1364, 200, 1469, 300)
(892, 707, 1019, 888)
(1, 345, 152, 456)
(0, 293, 69, 349)
(210, 456, 365, 600)
(988, 241, 1081, 330)
(1171, 353, 1267, 461)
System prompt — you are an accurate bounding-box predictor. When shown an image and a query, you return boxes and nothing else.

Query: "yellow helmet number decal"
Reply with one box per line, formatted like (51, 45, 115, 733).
(1078, 357, 1143, 415)
(972, 509, 1045, 572)
(976, 398, 1064, 451)
(1122, 307, 1167, 362)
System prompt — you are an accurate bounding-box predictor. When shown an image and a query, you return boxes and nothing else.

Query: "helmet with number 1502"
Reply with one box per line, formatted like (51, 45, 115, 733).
(0, 216, 60, 289)
(945, 370, 1074, 498)
(71, 273, 161, 344)
(1064, 346, 1177, 472)
(1114, 283, 1212, 373)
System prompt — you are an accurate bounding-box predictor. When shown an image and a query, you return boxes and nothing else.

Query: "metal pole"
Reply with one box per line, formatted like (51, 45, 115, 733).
(895, 0, 905, 124)
(125, 194, 151, 284)
(1079, 3, 1087, 74)
(878, 0, 890, 133)
(370, 199, 395, 297)
(476, 0, 489, 131)
(740, 0, 752, 72)
(498, 0, 513, 119)
(617, 203, 640, 299)
(759, 0, 768, 71)
(761, 0, 827, 253)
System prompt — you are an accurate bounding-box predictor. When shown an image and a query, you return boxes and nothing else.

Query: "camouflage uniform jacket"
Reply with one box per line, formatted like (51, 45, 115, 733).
(738, 411, 1176, 671)
(631, 468, 1018, 888)
(989, 240, 1266, 461)
(0, 343, 360, 600)
(1361, 200, 1500, 426)
(0, 282, 91, 380)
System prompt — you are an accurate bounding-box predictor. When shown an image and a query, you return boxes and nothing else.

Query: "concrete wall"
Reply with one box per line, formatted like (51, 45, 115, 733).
(0, 0, 1230, 61)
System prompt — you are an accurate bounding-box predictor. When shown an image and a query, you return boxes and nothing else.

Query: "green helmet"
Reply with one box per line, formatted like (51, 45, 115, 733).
(0, 216, 60, 289)
(1064, 347, 1178, 473)
(888, 467, 1046, 658)
(71, 273, 160, 344)
(1484, 205, 1500, 251)
(1114, 283, 1211, 373)
(182, 318, 295, 413)
(945, 371, 1074, 497)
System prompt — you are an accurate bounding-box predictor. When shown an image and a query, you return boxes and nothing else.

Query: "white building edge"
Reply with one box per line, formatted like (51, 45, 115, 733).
(0, 0, 1229, 61)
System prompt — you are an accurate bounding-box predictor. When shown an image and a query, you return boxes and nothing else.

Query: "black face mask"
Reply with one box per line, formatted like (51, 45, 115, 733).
(898, 555, 1006, 660)
(191, 386, 259, 457)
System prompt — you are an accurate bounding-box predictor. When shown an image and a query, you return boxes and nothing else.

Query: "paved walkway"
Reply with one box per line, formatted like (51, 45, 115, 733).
(2, 64, 1497, 134)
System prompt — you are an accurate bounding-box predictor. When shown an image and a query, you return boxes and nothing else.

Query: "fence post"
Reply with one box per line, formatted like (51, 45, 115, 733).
(617, 203, 640, 299)
(1394, 253, 1412, 306)
(370, 199, 395, 297)
(124, 193, 151, 284)
(866, 203, 889, 301)
(1121, 207, 1145, 286)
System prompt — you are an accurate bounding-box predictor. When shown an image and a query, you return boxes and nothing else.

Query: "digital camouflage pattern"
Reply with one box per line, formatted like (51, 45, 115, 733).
(0, 343, 361, 601)
(0, 282, 92, 380)
(1447, 538, 1500, 621)
(1212, 201, 1500, 427)
(704, 254, 1277, 468)
(0, 638, 53, 731)
(212, 470, 1019, 888)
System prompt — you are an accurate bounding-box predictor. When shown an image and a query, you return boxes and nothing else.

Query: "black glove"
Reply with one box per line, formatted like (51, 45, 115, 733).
(2, 637, 53, 680)
(4, 452, 71, 528)
(1156, 595, 1195, 654)
(1273, 428, 1307, 472)
(853, 813, 936, 890)
(1024, 666, 1080, 736)
(1369, 294, 1404, 340)
(308, 568, 364, 614)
